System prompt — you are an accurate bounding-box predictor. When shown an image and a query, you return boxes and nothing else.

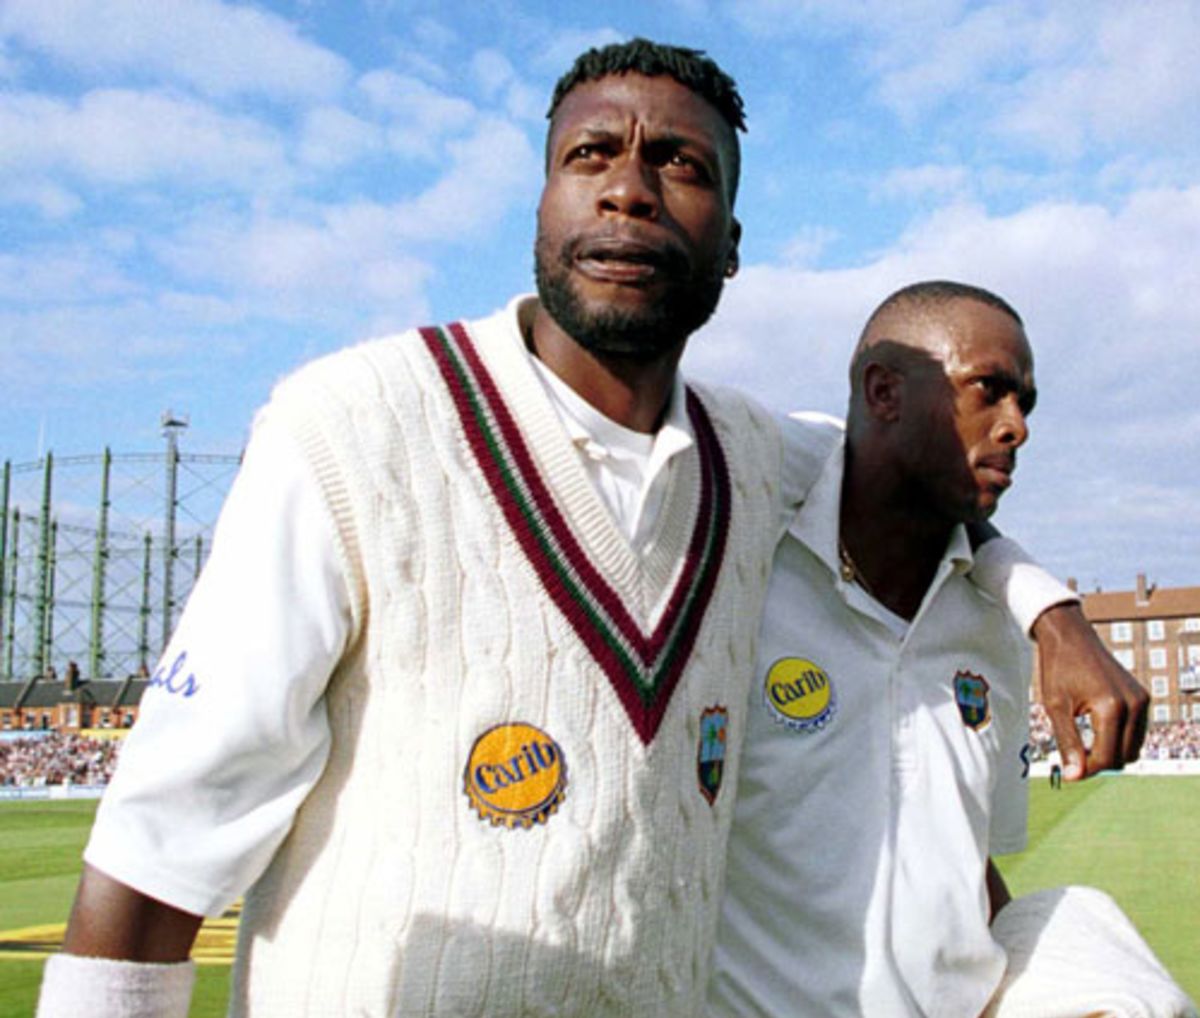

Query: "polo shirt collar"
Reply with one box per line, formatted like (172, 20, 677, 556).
(527, 336, 694, 468)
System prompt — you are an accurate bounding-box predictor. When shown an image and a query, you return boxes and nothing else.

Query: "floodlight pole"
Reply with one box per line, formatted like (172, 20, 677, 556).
(89, 447, 112, 679)
(161, 411, 189, 653)
(33, 453, 53, 678)
(0, 460, 9, 665)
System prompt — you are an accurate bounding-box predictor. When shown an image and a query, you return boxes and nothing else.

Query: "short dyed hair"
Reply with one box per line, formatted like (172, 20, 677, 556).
(546, 37, 745, 200)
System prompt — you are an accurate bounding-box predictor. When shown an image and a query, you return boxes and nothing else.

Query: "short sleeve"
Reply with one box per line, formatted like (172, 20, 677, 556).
(970, 537, 1080, 636)
(84, 412, 352, 916)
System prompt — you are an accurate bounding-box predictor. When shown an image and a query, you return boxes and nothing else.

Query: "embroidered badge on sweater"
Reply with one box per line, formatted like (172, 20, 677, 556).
(697, 706, 729, 805)
(954, 670, 992, 731)
(422, 321, 731, 746)
(464, 722, 568, 828)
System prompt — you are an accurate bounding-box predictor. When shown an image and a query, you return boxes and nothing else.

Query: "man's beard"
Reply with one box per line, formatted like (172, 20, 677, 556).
(534, 232, 726, 362)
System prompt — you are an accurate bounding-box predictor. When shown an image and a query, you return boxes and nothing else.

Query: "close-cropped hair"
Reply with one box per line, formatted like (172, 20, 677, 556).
(849, 280, 1025, 390)
(547, 37, 746, 133)
(546, 37, 745, 199)
(862, 280, 1024, 339)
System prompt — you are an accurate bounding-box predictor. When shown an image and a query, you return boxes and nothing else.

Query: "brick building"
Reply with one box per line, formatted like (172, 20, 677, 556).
(1037, 574, 1200, 725)
(0, 666, 146, 734)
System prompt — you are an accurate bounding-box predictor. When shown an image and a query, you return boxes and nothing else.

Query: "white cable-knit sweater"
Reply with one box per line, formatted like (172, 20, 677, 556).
(228, 302, 789, 1016)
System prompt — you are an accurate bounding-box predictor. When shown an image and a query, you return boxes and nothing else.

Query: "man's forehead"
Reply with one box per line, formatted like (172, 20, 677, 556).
(550, 72, 730, 138)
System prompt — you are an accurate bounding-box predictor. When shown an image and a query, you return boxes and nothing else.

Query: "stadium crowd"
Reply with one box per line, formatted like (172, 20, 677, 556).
(1141, 721, 1200, 760)
(0, 733, 120, 787)
(1027, 703, 1200, 761)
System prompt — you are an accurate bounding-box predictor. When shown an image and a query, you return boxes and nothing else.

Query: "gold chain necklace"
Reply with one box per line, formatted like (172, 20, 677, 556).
(837, 537, 877, 599)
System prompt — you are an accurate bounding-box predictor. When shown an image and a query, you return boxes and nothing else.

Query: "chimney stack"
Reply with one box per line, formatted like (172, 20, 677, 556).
(1135, 573, 1149, 606)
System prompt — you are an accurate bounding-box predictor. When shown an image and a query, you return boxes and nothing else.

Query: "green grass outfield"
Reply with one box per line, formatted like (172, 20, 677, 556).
(1, 778, 1196, 1016)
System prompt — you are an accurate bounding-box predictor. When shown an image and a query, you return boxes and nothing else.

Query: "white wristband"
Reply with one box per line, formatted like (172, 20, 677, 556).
(970, 537, 1079, 637)
(37, 953, 195, 1018)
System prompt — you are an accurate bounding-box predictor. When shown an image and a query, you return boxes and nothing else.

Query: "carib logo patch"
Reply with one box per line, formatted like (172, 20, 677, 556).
(463, 722, 567, 829)
(763, 658, 837, 733)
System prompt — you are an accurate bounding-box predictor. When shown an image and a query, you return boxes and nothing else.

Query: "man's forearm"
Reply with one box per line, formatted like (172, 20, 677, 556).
(37, 865, 203, 1018)
(62, 863, 203, 962)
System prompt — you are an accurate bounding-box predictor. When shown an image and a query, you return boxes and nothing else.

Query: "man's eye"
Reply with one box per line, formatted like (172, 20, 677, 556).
(667, 153, 709, 180)
(567, 143, 604, 162)
(975, 378, 1003, 402)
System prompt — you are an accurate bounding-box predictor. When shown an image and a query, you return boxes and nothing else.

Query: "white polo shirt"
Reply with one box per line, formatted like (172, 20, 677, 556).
(708, 441, 1030, 1018)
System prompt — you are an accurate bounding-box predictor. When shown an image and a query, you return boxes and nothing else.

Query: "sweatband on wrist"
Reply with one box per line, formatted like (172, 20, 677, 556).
(36, 952, 195, 1018)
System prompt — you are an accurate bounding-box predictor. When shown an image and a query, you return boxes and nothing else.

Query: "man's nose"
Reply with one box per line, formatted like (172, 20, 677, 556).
(995, 397, 1029, 448)
(597, 154, 660, 220)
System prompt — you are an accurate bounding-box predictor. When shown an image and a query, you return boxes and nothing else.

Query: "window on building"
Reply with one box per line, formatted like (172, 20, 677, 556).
(1182, 669, 1200, 692)
(1152, 704, 1172, 723)
(1184, 618, 1200, 632)
(1187, 646, 1200, 667)
(1147, 619, 1165, 641)
(1149, 648, 1168, 670)
(1113, 648, 1135, 670)
(1111, 622, 1133, 643)
(1151, 676, 1170, 698)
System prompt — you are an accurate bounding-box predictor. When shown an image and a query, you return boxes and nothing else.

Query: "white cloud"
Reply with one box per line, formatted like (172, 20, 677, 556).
(0, 89, 289, 189)
(0, 247, 137, 303)
(779, 226, 840, 267)
(298, 105, 383, 171)
(0, 0, 348, 101)
(732, 0, 1200, 161)
(533, 28, 625, 77)
(0, 179, 83, 218)
(387, 117, 540, 240)
(145, 111, 536, 321)
(472, 49, 515, 101)
(157, 206, 432, 306)
(0, 36, 18, 79)
(2, 299, 216, 389)
(358, 70, 477, 156)
(993, 2, 1200, 157)
(875, 163, 969, 201)
(729, 0, 964, 38)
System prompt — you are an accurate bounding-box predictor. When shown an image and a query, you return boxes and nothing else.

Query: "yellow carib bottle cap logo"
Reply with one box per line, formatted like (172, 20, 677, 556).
(464, 722, 567, 829)
(764, 658, 837, 733)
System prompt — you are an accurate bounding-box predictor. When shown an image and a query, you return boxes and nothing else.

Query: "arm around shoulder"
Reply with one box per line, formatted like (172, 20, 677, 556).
(968, 532, 1149, 780)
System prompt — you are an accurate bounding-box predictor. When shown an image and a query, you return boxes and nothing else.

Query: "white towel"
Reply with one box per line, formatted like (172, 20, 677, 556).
(985, 886, 1197, 1018)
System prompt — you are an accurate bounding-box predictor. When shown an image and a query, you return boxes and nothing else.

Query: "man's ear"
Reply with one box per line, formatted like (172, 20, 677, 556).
(862, 361, 903, 423)
(724, 218, 742, 278)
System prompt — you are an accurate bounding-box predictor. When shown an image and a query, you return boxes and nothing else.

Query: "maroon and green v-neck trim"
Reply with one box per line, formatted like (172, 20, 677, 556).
(420, 321, 731, 746)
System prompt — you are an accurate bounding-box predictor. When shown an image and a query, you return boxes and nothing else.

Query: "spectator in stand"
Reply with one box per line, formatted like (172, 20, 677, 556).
(1028, 701, 1056, 760)
(1143, 722, 1200, 760)
(0, 734, 120, 788)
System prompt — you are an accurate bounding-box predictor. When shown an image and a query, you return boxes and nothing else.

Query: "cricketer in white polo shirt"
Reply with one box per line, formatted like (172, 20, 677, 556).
(709, 429, 1030, 1017)
(707, 281, 1193, 1018)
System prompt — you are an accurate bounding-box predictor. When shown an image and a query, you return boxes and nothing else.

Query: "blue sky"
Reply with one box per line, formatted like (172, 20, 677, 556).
(2, 0, 1198, 591)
